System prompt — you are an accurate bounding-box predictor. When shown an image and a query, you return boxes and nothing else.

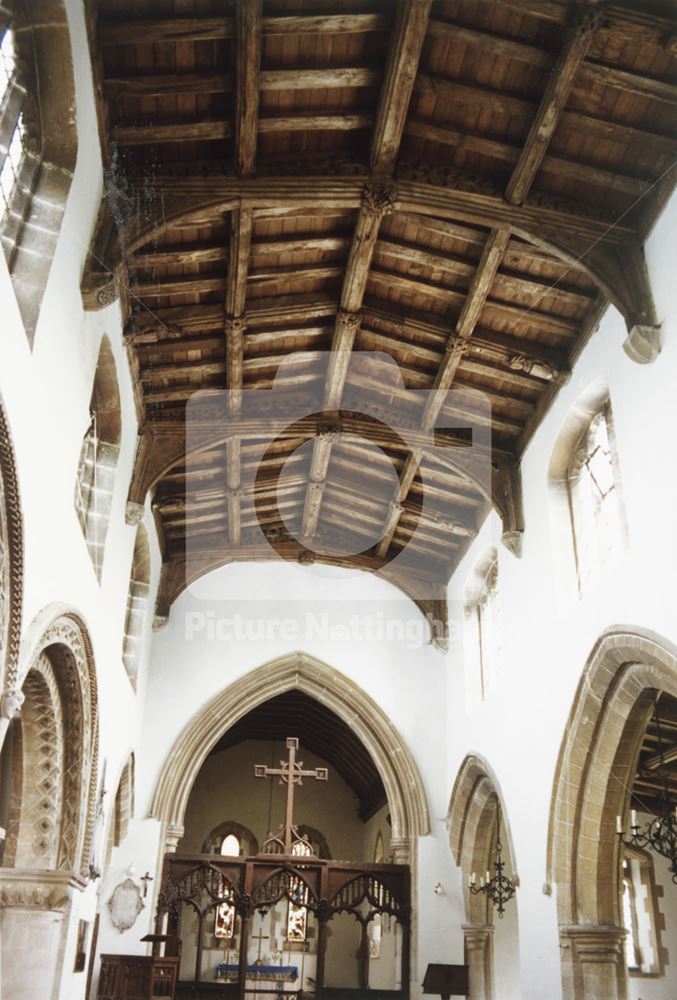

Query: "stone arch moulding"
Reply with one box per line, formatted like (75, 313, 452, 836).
(150, 651, 430, 858)
(0, 392, 23, 736)
(14, 605, 100, 880)
(546, 626, 677, 1000)
(447, 754, 519, 1000)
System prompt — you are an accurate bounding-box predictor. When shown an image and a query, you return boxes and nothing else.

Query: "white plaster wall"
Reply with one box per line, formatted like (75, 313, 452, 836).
(445, 189, 677, 1000)
(0, 1, 160, 997)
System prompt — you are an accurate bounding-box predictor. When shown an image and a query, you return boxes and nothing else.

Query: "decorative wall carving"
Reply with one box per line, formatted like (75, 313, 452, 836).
(0, 395, 23, 704)
(17, 614, 100, 881)
(108, 878, 145, 933)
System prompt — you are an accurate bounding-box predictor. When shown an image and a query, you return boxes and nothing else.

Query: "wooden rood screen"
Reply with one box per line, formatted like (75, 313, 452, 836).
(156, 853, 410, 1000)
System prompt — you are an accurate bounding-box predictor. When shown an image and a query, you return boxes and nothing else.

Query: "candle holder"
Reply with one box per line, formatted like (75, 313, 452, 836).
(616, 695, 677, 885)
(468, 806, 516, 918)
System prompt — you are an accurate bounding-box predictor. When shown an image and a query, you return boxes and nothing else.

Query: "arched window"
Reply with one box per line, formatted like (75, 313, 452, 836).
(549, 382, 626, 597)
(122, 526, 150, 689)
(568, 402, 625, 591)
(0, 2, 77, 341)
(202, 821, 258, 857)
(373, 832, 385, 864)
(220, 833, 240, 857)
(621, 847, 664, 977)
(74, 337, 121, 581)
(464, 547, 501, 705)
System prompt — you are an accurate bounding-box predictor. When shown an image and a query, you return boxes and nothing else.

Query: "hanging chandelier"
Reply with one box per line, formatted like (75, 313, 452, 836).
(468, 805, 516, 918)
(617, 694, 677, 884)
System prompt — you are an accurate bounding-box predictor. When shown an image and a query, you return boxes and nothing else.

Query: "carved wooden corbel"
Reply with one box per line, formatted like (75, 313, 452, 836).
(493, 459, 525, 557)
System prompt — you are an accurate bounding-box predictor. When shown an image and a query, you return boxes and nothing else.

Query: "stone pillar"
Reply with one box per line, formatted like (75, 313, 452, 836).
(559, 925, 628, 1000)
(0, 870, 82, 1000)
(463, 923, 494, 1000)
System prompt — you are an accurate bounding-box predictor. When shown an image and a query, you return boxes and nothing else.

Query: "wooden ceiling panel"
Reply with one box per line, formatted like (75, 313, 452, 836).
(90, 0, 676, 625)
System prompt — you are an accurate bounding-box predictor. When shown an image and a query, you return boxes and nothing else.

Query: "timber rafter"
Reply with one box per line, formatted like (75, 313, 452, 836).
(87, 0, 675, 634)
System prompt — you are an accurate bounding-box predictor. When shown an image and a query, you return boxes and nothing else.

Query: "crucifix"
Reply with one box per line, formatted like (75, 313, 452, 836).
(250, 926, 270, 962)
(254, 737, 328, 853)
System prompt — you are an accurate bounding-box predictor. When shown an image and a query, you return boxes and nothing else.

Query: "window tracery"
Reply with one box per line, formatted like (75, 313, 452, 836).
(568, 404, 625, 591)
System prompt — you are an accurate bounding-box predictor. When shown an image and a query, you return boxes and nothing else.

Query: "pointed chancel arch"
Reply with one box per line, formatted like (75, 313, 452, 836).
(150, 651, 430, 860)
(547, 627, 677, 1000)
(447, 754, 519, 1000)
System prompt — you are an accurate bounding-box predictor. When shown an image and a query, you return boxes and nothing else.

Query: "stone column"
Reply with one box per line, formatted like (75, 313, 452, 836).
(0, 869, 82, 1000)
(463, 923, 494, 1000)
(559, 925, 628, 1000)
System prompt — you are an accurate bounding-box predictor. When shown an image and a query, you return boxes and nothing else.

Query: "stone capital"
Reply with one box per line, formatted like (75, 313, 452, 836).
(0, 686, 24, 721)
(0, 869, 85, 910)
(164, 822, 185, 853)
(559, 923, 627, 960)
(388, 837, 411, 864)
(462, 923, 494, 951)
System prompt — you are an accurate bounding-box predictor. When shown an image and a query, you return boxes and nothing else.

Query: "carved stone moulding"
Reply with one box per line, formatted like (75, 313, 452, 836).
(0, 394, 23, 698)
(0, 870, 85, 911)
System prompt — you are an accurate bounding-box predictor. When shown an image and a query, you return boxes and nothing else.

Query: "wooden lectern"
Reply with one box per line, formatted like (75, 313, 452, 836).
(422, 963, 469, 1000)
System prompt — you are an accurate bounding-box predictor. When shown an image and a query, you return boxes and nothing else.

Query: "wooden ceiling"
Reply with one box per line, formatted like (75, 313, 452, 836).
(208, 690, 387, 820)
(84, 0, 677, 636)
(631, 691, 677, 816)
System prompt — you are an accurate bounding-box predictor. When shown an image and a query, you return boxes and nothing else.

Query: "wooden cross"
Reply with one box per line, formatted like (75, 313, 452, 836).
(250, 927, 269, 962)
(254, 737, 328, 853)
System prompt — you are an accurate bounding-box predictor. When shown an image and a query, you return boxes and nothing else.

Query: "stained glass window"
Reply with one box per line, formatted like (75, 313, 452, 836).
(215, 881, 236, 940)
(287, 839, 311, 942)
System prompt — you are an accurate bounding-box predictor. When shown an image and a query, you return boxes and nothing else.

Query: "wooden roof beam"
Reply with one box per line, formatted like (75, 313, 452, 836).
(370, 0, 432, 173)
(426, 19, 677, 105)
(99, 13, 389, 46)
(376, 229, 511, 559)
(301, 0, 430, 538)
(301, 184, 397, 538)
(506, 5, 604, 206)
(404, 118, 650, 198)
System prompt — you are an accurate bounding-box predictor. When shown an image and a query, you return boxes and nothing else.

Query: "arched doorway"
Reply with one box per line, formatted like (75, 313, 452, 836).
(0, 610, 100, 1000)
(547, 628, 677, 1000)
(447, 755, 520, 1000)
